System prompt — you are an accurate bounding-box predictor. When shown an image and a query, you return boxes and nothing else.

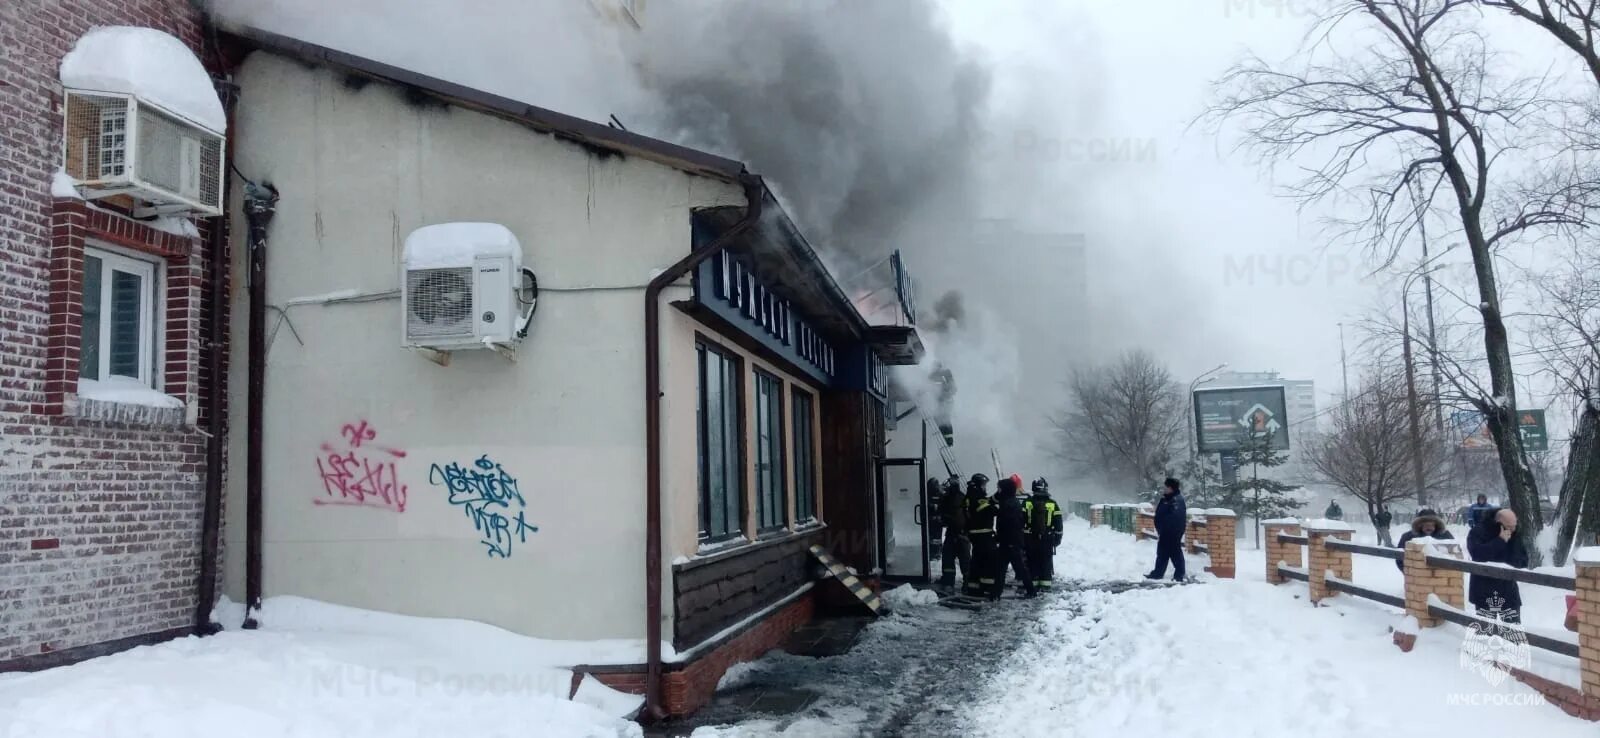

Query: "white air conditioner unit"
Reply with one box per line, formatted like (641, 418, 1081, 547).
(62, 90, 224, 217)
(402, 223, 537, 354)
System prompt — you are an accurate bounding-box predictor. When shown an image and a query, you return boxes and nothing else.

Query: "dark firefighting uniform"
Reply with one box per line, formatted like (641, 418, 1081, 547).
(964, 491, 998, 597)
(992, 483, 1035, 600)
(1023, 491, 1064, 590)
(938, 480, 969, 588)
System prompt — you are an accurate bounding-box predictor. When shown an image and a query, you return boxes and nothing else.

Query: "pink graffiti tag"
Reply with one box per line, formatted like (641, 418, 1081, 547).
(340, 420, 407, 458)
(315, 421, 407, 512)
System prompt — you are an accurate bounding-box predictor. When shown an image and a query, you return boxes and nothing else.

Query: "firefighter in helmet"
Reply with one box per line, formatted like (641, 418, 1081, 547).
(1023, 477, 1064, 592)
(963, 473, 996, 597)
(937, 475, 969, 590)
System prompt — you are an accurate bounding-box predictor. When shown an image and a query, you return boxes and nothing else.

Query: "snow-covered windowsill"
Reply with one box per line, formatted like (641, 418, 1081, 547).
(70, 378, 188, 426)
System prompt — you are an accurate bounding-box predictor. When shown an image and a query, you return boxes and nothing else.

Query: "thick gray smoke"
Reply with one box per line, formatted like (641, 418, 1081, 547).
(207, 0, 1163, 485)
(629, 0, 989, 266)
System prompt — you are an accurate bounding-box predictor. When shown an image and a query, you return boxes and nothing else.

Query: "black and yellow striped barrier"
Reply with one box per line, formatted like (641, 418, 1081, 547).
(808, 544, 884, 615)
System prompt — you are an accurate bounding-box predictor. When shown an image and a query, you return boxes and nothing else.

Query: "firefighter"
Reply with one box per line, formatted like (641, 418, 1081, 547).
(963, 473, 996, 598)
(1024, 478, 1064, 592)
(937, 475, 969, 590)
(992, 476, 1036, 600)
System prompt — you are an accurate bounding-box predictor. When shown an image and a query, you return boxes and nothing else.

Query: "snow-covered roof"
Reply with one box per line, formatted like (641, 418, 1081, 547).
(403, 222, 522, 270)
(60, 26, 226, 133)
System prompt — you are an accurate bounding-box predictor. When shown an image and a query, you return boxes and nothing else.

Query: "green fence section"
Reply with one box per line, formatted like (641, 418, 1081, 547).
(1067, 501, 1094, 521)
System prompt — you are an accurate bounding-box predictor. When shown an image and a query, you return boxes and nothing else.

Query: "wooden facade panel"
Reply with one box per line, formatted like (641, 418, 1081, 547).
(672, 531, 821, 649)
(819, 390, 883, 574)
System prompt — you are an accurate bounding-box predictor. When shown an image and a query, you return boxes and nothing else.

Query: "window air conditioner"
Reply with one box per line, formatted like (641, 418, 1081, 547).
(62, 90, 224, 217)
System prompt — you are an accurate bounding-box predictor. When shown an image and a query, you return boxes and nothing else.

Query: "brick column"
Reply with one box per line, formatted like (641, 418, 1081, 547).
(1136, 506, 1155, 541)
(1576, 552, 1600, 700)
(1401, 538, 1466, 629)
(1205, 509, 1237, 579)
(1263, 520, 1302, 584)
(1090, 505, 1103, 528)
(1185, 514, 1205, 555)
(1306, 522, 1353, 604)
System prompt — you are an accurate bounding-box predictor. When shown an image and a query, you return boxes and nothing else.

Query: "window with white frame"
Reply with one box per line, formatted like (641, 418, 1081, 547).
(79, 245, 158, 387)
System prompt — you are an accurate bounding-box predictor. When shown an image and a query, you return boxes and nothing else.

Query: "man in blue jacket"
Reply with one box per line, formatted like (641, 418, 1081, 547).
(1145, 477, 1188, 582)
(1466, 495, 1495, 528)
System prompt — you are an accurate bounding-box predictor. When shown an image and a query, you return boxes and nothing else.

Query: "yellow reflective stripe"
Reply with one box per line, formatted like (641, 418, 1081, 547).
(968, 528, 993, 533)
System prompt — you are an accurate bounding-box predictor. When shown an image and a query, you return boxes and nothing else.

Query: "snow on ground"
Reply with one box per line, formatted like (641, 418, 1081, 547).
(967, 519, 1591, 737)
(0, 596, 642, 738)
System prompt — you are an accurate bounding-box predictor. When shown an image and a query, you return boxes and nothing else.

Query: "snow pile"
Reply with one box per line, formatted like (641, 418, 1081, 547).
(1574, 547, 1600, 565)
(1302, 518, 1354, 532)
(968, 569, 1590, 736)
(403, 222, 522, 269)
(52, 170, 82, 199)
(60, 26, 226, 133)
(0, 595, 646, 737)
(76, 377, 184, 408)
(1055, 518, 1159, 584)
(232, 595, 661, 667)
(881, 584, 940, 610)
(147, 215, 201, 239)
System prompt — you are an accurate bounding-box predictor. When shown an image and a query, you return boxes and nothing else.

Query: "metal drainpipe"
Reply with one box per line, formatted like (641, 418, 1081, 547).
(642, 172, 763, 720)
(241, 180, 279, 629)
(192, 75, 240, 635)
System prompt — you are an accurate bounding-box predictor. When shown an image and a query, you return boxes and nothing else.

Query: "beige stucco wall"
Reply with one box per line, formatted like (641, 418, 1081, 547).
(222, 52, 742, 642)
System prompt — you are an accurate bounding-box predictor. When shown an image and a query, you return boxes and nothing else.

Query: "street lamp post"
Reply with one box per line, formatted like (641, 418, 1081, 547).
(1187, 363, 1230, 459)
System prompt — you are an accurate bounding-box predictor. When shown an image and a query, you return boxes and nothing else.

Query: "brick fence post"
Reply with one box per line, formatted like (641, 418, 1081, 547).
(1577, 550, 1600, 702)
(1306, 521, 1354, 604)
(1185, 513, 1205, 555)
(1090, 504, 1103, 528)
(1263, 520, 1302, 584)
(1136, 505, 1155, 541)
(1402, 538, 1466, 629)
(1204, 509, 1237, 579)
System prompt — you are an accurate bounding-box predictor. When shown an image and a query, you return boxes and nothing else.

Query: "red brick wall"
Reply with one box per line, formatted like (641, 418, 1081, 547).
(584, 591, 817, 718)
(0, 0, 223, 667)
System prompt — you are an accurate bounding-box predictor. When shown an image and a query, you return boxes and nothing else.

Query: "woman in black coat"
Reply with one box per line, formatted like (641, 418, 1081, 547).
(1465, 507, 1529, 623)
(1393, 510, 1452, 571)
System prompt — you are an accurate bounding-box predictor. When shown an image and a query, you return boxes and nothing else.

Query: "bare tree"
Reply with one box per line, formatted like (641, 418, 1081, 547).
(1306, 369, 1454, 540)
(1054, 349, 1185, 496)
(1481, 1, 1600, 87)
(1207, 0, 1589, 562)
(1524, 245, 1600, 562)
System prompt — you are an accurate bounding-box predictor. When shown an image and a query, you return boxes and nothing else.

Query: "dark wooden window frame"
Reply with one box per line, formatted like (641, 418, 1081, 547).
(753, 368, 788, 535)
(791, 386, 818, 524)
(696, 337, 746, 544)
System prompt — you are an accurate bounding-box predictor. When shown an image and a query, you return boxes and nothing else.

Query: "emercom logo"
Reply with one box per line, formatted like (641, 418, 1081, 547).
(1457, 596, 1533, 687)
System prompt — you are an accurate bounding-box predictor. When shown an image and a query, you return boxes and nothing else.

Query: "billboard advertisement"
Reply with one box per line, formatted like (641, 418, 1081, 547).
(1451, 409, 1549, 452)
(1194, 385, 1291, 453)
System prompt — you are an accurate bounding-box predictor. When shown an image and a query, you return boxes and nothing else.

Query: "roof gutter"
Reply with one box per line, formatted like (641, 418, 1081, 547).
(642, 172, 764, 721)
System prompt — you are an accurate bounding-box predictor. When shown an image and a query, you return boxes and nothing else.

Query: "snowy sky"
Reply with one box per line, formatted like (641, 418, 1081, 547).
(209, 0, 1584, 453)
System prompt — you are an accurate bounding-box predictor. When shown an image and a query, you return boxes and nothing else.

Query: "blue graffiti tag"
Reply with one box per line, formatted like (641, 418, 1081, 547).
(428, 454, 539, 558)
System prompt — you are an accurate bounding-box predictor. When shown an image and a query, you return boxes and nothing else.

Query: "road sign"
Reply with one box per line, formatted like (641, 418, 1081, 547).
(1450, 408, 1549, 452)
(1519, 409, 1548, 452)
(1194, 385, 1290, 453)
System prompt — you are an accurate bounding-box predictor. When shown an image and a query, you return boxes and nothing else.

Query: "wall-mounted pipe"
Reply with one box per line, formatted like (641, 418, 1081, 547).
(191, 74, 239, 635)
(642, 173, 764, 720)
(241, 180, 279, 629)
